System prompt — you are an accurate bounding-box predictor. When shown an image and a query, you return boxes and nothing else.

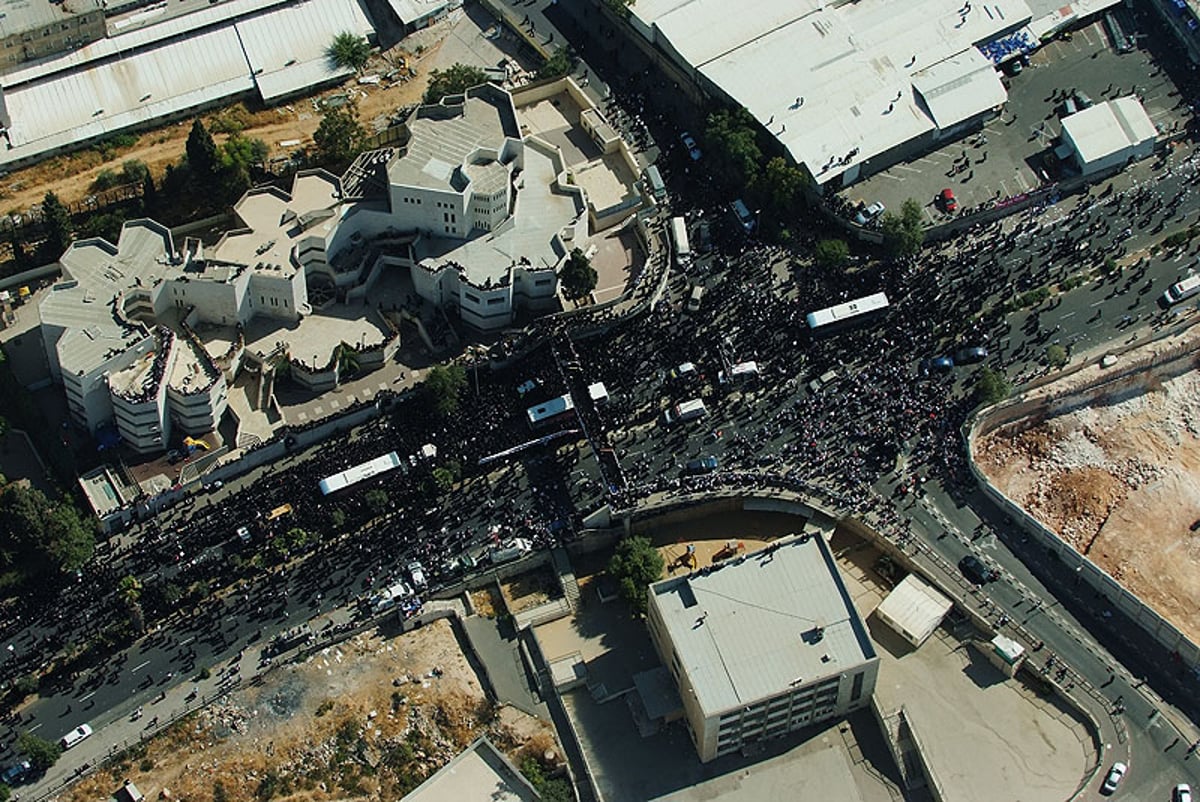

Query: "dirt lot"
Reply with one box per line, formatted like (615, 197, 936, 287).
(58, 620, 558, 802)
(974, 349, 1200, 645)
(501, 566, 561, 614)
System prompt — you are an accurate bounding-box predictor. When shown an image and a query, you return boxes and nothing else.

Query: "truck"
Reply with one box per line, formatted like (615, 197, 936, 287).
(662, 398, 708, 425)
(670, 216, 691, 267)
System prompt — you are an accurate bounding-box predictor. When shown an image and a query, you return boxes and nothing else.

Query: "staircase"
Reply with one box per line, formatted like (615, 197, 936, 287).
(877, 703, 929, 791)
(551, 547, 581, 613)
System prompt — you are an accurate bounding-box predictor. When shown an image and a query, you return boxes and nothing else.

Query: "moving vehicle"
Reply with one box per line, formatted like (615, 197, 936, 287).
(938, 188, 958, 213)
(954, 346, 988, 364)
(853, 201, 885, 225)
(686, 284, 704, 314)
(670, 216, 691, 267)
(60, 723, 93, 750)
(1161, 273, 1200, 307)
(806, 292, 890, 334)
(680, 132, 702, 161)
(959, 555, 998, 585)
(1101, 761, 1126, 794)
(1174, 784, 1193, 802)
(684, 455, 719, 474)
(663, 398, 708, 425)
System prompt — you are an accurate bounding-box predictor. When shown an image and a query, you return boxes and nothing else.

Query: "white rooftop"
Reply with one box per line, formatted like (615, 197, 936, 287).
(651, 534, 876, 716)
(633, 0, 1032, 184)
(401, 738, 538, 802)
(388, 93, 520, 192)
(874, 573, 953, 646)
(1060, 96, 1157, 165)
(213, 173, 342, 271)
(385, 0, 448, 25)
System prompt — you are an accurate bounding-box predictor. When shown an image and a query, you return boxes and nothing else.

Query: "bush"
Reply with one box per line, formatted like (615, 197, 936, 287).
(17, 732, 61, 771)
(975, 367, 1011, 406)
(1045, 344, 1068, 368)
(607, 536, 665, 615)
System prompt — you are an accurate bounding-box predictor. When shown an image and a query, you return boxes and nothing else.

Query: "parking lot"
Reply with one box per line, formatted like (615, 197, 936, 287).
(846, 13, 1189, 223)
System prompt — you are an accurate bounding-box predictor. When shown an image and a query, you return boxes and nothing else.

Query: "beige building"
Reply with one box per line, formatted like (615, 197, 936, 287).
(646, 533, 879, 762)
(0, 0, 104, 69)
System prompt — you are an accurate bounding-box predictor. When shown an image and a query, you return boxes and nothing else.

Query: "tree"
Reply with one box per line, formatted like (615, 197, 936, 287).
(813, 239, 850, 271)
(363, 488, 389, 516)
(423, 363, 467, 417)
(327, 31, 371, 73)
(17, 732, 61, 771)
(185, 119, 219, 183)
(118, 574, 145, 634)
(537, 47, 574, 80)
(423, 63, 488, 104)
(607, 536, 664, 615)
(880, 198, 925, 259)
(312, 104, 366, 168)
(603, 0, 635, 16)
(975, 367, 1011, 405)
(432, 459, 462, 492)
(1045, 344, 1068, 368)
(753, 156, 806, 217)
(40, 192, 72, 260)
(0, 482, 95, 575)
(705, 108, 762, 186)
(559, 248, 597, 302)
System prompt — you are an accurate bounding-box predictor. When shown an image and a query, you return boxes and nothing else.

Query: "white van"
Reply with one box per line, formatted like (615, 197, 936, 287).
(670, 216, 691, 267)
(1162, 273, 1200, 306)
(686, 284, 704, 313)
(644, 165, 666, 202)
(719, 360, 759, 384)
(663, 398, 708, 424)
(60, 723, 93, 750)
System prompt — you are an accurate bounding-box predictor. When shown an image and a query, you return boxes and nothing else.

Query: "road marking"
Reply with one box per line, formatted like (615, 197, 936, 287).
(79, 691, 96, 702)
(892, 164, 922, 173)
(27, 723, 40, 733)
(179, 636, 194, 646)
(877, 173, 905, 182)
(1060, 311, 1077, 319)
(131, 660, 151, 673)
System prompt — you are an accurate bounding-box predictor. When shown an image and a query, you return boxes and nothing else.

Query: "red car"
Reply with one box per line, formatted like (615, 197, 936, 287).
(939, 188, 958, 213)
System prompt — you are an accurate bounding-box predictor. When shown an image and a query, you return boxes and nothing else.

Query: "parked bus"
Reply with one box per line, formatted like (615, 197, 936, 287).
(670, 216, 691, 267)
(526, 393, 576, 429)
(805, 292, 890, 334)
(1161, 274, 1200, 307)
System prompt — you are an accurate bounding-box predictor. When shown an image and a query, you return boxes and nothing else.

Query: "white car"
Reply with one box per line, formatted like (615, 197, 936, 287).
(680, 132, 702, 161)
(407, 560, 427, 589)
(1101, 761, 1126, 795)
(1175, 784, 1193, 802)
(853, 201, 886, 225)
(60, 723, 93, 750)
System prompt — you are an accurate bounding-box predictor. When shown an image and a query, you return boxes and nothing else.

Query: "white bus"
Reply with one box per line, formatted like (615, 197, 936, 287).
(526, 393, 576, 429)
(805, 292, 890, 333)
(670, 216, 691, 267)
(1162, 274, 1200, 306)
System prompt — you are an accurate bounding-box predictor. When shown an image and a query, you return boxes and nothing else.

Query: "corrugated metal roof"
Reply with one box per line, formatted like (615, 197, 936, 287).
(651, 534, 876, 717)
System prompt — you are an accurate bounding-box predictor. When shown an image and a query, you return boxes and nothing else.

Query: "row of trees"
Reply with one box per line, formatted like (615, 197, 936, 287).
(0, 479, 96, 580)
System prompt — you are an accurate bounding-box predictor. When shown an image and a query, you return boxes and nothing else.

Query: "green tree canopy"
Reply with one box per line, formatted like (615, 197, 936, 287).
(560, 248, 598, 302)
(753, 156, 807, 218)
(327, 31, 371, 72)
(17, 732, 61, 771)
(0, 481, 95, 574)
(537, 47, 574, 80)
(423, 64, 488, 105)
(40, 191, 73, 261)
(705, 107, 762, 186)
(185, 118, 219, 182)
(1045, 344, 1068, 368)
(423, 363, 467, 417)
(975, 366, 1011, 406)
(607, 536, 665, 615)
(880, 198, 925, 259)
(363, 488, 390, 516)
(312, 104, 366, 168)
(813, 239, 850, 271)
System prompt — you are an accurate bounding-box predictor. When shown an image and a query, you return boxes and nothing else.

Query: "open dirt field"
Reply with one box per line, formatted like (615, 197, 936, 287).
(57, 620, 557, 802)
(974, 360, 1200, 645)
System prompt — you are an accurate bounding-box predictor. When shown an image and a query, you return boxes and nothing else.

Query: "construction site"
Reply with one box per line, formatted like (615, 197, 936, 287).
(973, 332, 1200, 647)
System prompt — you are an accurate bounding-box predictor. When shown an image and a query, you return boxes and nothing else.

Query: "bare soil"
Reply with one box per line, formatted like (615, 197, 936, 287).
(58, 620, 556, 802)
(500, 566, 560, 614)
(974, 355, 1200, 644)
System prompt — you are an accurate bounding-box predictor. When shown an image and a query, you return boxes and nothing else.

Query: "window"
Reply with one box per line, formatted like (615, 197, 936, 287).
(850, 671, 865, 702)
(487, 297, 503, 306)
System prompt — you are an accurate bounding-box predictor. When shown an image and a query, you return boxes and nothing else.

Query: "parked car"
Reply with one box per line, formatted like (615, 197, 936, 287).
(60, 723, 93, 750)
(954, 346, 988, 364)
(853, 201, 886, 225)
(938, 188, 958, 213)
(407, 560, 427, 589)
(959, 555, 998, 585)
(684, 456, 719, 475)
(1174, 784, 1193, 802)
(919, 355, 955, 375)
(1, 760, 31, 786)
(1101, 761, 1126, 794)
(680, 132, 702, 161)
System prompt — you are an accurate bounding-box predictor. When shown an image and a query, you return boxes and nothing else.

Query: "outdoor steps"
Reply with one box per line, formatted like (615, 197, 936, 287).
(551, 547, 581, 612)
(878, 704, 928, 791)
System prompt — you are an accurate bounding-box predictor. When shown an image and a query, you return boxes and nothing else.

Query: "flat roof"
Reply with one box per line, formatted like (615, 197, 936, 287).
(1061, 95, 1157, 164)
(401, 738, 539, 802)
(213, 173, 341, 271)
(634, 0, 1032, 184)
(79, 465, 134, 517)
(874, 573, 952, 645)
(651, 534, 876, 716)
(385, 0, 447, 25)
(0, 0, 99, 41)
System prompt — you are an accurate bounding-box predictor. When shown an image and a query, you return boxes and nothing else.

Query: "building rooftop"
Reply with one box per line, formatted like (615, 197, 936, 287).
(388, 87, 521, 192)
(0, 0, 99, 42)
(79, 465, 136, 518)
(874, 573, 952, 646)
(633, 0, 1031, 185)
(213, 172, 341, 271)
(1061, 95, 1157, 164)
(401, 737, 540, 802)
(651, 533, 876, 716)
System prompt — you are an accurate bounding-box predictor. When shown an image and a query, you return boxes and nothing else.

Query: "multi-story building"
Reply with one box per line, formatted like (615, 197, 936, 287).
(0, 0, 104, 69)
(646, 533, 879, 762)
(38, 84, 588, 454)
